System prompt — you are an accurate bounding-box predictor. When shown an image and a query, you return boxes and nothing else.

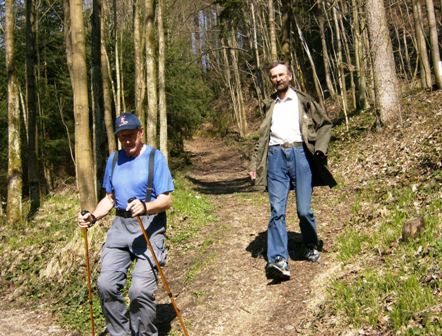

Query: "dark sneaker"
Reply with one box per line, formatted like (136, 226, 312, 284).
(305, 248, 320, 262)
(266, 256, 290, 280)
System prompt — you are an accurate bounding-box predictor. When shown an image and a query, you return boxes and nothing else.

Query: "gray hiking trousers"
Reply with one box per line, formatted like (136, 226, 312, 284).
(97, 213, 167, 336)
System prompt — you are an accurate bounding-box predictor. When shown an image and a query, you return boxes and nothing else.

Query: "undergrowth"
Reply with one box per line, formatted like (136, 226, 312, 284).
(317, 90, 442, 335)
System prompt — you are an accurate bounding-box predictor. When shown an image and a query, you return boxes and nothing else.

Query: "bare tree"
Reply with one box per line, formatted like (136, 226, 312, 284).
(412, 0, 432, 89)
(268, 0, 278, 61)
(366, 0, 402, 125)
(157, 0, 168, 160)
(65, 0, 97, 209)
(425, 0, 442, 89)
(5, 0, 23, 223)
(145, 0, 158, 146)
(26, 0, 40, 217)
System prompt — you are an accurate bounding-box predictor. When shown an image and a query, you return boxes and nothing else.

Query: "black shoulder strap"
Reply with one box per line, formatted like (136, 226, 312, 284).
(146, 148, 156, 202)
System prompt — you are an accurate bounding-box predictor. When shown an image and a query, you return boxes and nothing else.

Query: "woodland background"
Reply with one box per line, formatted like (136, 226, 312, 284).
(0, 0, 441, 221)
(0, 1, 441, 335)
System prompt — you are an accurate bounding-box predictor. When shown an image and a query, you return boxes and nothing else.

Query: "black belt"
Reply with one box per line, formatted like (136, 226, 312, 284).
(115, 209, 133, 218)
(272, 142, 303, 148)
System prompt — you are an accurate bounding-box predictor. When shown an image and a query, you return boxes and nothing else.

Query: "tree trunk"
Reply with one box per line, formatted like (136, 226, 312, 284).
(229, 31, 248, 136)
(91, 0, 106, 198)
(366, 0, 402, 125)
(26, 0, 40, 217)
(412, 0, 432, 89)
(268, 0, 278, 61)
(351, 0, 368, 109)
(134, 0, 146, 124)
(5, 0, 23, 224)
(100, 1, 116, 154)
(157, 0, 168, 161)
(67, 0, 97, 209)
(425, 0, 442, 89)
(333, 5, 349, 128)
(318, 4, 337, 99)
(145, 0, 158, 146)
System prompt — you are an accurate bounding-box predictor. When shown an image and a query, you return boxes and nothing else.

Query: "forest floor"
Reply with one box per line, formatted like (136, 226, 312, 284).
(0, 89, 440, 336)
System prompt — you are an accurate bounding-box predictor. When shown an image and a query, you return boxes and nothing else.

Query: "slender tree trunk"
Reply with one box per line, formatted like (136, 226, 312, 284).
(268, 0, 278, 61)
(229, 30, 247, 136)
(425, 0, 442, 89)
(249, 1, 264, 112)
(157, 0, 168, 160)
(145, 0, 158, 146)
(26, 0, 40, 217)
(351, 0, 368, 109)
(134, 0, 146, 124)
(67, 0, 97, 209)
(5, 0, 23, 224)
(412, 0, 432, 89)
(333, 5, 349, 128)
(100, 1, 116, 154)
(318, 6, 337, 99)
(91, 0, 106, 197)
(366, 0, 402, 125)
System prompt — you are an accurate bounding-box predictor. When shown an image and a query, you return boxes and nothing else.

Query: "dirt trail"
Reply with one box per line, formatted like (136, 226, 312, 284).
(158, 136, 345, 336)
(0, 136, 344, 336)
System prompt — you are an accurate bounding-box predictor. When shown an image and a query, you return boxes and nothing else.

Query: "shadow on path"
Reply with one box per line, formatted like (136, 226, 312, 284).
(185, 176, 254, 194)
(156, 303, 175, 336)
(246, 231, 311, 261)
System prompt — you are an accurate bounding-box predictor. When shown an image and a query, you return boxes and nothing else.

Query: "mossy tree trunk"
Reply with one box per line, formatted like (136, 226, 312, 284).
(26, 0, 40, 218)
(5, 0, 23, 224)
(157, 0, 168, 161)
(145, 0, 158, 147)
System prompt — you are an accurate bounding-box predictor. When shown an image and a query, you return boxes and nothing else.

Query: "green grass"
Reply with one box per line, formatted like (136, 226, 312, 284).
(168, 173, 216, 246)
(331, 182, 441, 334)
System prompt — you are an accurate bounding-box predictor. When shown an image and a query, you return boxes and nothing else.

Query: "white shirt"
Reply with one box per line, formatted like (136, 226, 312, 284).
(269, 88, 302, 146)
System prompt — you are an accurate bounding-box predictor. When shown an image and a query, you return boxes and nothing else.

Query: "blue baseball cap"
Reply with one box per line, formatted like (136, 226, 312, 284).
(114, 112, 141, 134)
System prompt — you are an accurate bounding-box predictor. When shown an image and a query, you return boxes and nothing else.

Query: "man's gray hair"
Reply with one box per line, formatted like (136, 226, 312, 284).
(267, 61, 291, 75)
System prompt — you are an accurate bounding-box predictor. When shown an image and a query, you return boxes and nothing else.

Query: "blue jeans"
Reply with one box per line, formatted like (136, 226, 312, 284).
(267, 145, 318, 262)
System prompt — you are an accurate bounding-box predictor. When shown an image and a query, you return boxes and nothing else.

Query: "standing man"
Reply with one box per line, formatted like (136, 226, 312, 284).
(78, 112, 174, 336)
(249, 62, 336, 281)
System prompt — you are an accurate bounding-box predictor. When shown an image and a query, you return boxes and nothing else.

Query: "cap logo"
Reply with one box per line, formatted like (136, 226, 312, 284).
(118, 116, 129, 127)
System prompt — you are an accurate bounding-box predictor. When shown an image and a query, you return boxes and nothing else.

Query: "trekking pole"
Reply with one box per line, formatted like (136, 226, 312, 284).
(128, 198, 189, 336)
(80, 211, 96, 336)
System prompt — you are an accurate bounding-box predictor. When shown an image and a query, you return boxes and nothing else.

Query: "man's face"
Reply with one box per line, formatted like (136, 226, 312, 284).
(269, 64, 292, 93)
(117, 128, 144, 157)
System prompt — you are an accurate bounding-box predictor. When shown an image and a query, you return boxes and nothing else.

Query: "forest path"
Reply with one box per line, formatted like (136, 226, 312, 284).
(158, 136, 347, 336)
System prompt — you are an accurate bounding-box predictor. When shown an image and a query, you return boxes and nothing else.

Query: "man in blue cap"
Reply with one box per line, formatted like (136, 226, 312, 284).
(78, 112, 174, 336)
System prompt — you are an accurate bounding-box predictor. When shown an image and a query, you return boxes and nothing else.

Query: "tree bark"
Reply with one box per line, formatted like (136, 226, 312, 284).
(145, 0, 158, 146)
(100, 0, 116, 154)
(91, 0, 106, 198)
(6, 0, 23, 224)
(366, 0, 402, 125)
(134, 0, 146, 124)
(412, 0, 432, 89)
(26, 0, 40, 217)
(67, 0, 97, 209)
(268, 0, 278, 61)
(425, 0, 442, 89)
(157, 0, 168, 161)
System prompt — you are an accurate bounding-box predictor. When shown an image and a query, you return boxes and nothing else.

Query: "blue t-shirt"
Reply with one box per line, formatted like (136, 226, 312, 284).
(102, 146, 174, 209)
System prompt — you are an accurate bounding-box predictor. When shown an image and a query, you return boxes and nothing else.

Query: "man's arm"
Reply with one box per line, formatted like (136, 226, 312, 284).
(78, 193, 115, 228)
(127, 192, 172, 217)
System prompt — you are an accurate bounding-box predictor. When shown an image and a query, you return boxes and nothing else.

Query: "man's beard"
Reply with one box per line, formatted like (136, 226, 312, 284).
(276, 83, 289, 93)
